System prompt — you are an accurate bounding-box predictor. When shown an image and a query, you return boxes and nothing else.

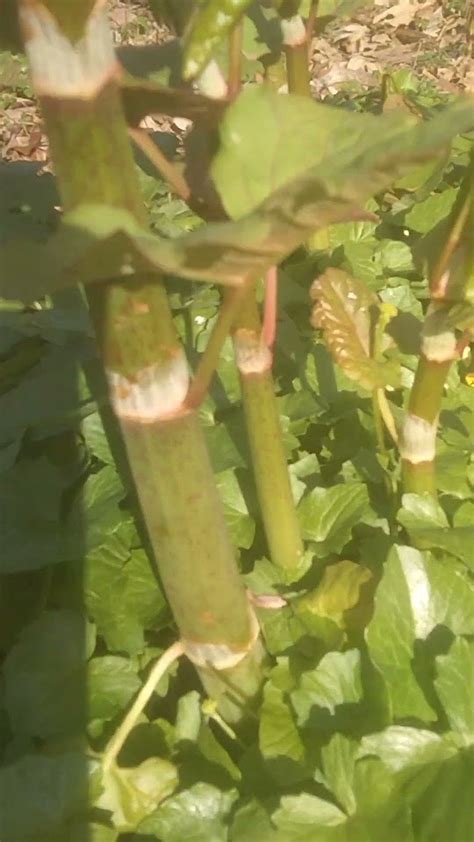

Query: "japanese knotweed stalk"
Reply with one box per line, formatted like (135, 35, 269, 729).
(232, 281, 304, 572)
(400, 159, 473, 496)
(18, 0, 262, 721)
(281, 10, 311, 97)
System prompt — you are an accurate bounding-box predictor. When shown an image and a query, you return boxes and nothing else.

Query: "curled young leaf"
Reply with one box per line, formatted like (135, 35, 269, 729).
(310, 268, 401, 391)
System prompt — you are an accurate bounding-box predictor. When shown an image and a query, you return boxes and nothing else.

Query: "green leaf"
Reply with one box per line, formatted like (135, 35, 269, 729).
(183, 0, 254, 80)
(402, 187, 458, 234)
(66, 465, 126, 557)
(320, 733, 358, 815)
(412, 749, 474, 842)
(81, 411, 115, 465)
(310, 269, 401, 390)
(4, 610, 95, 738)
(215, 469, 255, 549)
(231, 800, 277, 842)
(138, 782, 238, 841)
(291, 649, 363, 726)
(272, 793, 346, 842)
(296, 560, 372, 627)
(88, 656, 141, 723)
(358, 726, 457, 775)
(365, 544, 474, 721)
(85, 525, 168, 656)
(211, 86, 474, 220)
(365, 546, 435, 721)
(0, 752, 88, 841)
(297, 483, 371, 555)
(398, 493, 474, 566)
(435, 638, 474, 746)
(96, 757, 178, 833)
(259, 681, 305, 764)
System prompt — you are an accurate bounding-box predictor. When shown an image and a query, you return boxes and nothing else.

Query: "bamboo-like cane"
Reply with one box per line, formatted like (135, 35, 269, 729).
(400, 161, 473, 496)
(18, 0, 262, 720)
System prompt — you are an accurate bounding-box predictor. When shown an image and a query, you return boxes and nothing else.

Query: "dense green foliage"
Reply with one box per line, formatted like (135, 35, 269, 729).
(0, 1, 473, 840)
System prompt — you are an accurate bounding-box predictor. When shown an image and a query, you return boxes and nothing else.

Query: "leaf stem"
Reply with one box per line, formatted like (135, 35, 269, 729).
(103, 641, 184, 771)
(185, 285, 248, 409)
(377, 388, 399, 446)
(128, 127, 191, 203)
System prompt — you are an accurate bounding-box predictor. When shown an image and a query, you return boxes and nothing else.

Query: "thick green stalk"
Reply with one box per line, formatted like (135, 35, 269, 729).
(281, 13, 312, 97)
(400, 162, 473, 496)
(19, 0, 261, 717)
(232, 290, 304, 571)
(401, 356, 452, 496)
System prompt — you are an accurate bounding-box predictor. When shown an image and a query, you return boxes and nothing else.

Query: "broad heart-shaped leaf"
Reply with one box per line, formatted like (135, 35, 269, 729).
(0, 196, 366, 302)
(84, 522, 168, 656)
(211, 86, 474, 220)
(137, 782, 238, 841)
(398, 493, 474, 567)
(3, 610, 95, 739)
(231, 800, 277, 842)
(318, 728, 456, 838)
(87, 656, 141, 723)
(310, 269, 401, 391)
(271, 793, 346, 842)
(291, 649, 363, 726)
(95, 758, 178, 833)
(435, 638, 474, 746)
(297, 482, 371, 556)
(320, 733, 359, 815)
(182, 0, 254, 80)
(295, 560, 372, 628)
(215, 468, 255, 549)
(65, 465, 127, 558)
(358, 726, 457, 776)
(0, 752, 88, 841)
(259, 680, 305, 767)
(365, 545, 474, 722)
(3, 97, 474, 302)
(412, 749, 474, 842)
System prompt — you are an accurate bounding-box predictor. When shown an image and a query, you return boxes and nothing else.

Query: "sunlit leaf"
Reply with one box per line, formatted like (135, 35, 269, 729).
(311, 269, 401, 391)
(95, 758, 178, 832)
(435, 638, 474, 746)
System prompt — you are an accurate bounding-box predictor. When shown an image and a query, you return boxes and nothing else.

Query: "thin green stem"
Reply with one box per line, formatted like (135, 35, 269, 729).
(400, 157, 473, 498)
(281, 14, 312, 97)
(185, 285, 248, 410)
(103, 641, 184, 771)
(128, 127, 191, 202)
(233, 294, 304, 571)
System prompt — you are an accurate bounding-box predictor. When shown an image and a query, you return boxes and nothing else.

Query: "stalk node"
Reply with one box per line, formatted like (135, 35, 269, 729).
(182, 606, 260, 670)
(234, 328, 273, 374)
(107, 350, 190, 422)
(400, 413, 438, 464)
(20, 0, 118, 99)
